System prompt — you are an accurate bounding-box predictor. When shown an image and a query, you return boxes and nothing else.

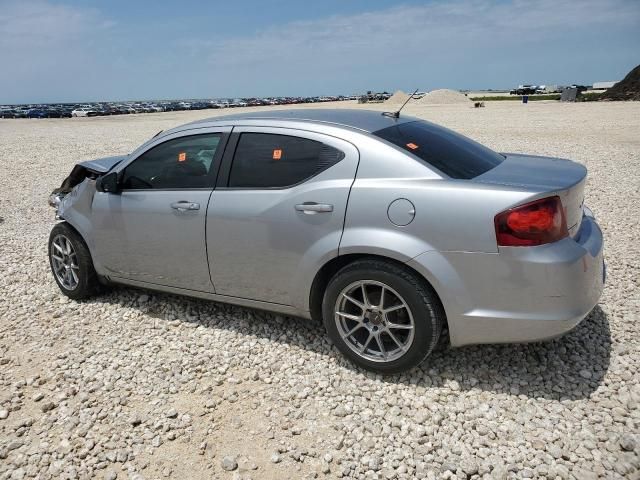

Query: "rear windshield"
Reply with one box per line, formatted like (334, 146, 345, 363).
(373, 120, 504, 179)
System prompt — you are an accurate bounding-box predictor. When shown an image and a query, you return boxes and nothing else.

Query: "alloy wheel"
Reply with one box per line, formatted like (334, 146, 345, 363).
(51, 234, 79, 290)
(334, 280, 415, 363)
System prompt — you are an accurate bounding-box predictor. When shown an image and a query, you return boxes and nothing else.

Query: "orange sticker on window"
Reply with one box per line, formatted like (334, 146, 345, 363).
(272, 149, 282, 160)
(178, 152, 187, 162)
(406, 142, 419, 150)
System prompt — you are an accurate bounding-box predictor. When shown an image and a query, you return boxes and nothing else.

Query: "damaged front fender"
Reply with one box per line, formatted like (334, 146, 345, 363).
(57, 177, 96, 219)
(54, 177, 100, 267)
(49, 155, 127, 215)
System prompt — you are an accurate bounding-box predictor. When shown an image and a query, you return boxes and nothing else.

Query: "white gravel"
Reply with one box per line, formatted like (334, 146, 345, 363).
(0, 101, 639, 479)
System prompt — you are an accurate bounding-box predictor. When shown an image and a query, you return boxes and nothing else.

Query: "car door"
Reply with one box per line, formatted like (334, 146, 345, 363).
(206, 127, 359, 307)
(92, 129, 230, 292)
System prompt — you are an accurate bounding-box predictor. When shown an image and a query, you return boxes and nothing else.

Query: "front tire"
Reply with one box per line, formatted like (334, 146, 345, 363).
(48, 223, 99, 300)
(322, 259, 444, 374)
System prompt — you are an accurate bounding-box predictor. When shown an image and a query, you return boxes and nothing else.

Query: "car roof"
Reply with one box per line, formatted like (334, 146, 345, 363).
(181, 109, 418, 134)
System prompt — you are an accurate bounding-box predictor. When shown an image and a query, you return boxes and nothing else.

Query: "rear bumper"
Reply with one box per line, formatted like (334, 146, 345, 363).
(409, 211, 605, 347)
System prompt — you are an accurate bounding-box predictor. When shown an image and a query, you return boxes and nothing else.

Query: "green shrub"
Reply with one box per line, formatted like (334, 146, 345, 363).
(579, 92, 603, 102)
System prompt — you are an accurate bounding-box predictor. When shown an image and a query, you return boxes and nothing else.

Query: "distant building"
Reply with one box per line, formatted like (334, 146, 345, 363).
(592, 81, 618, 90)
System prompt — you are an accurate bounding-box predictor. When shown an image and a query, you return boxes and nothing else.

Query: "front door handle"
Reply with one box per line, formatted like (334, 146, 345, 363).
(171, 201, 200, 212)
(295, 202, 334, 214)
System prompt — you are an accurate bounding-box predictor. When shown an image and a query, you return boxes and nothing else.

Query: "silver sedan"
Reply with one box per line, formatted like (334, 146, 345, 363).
(48, 109, 605, 373)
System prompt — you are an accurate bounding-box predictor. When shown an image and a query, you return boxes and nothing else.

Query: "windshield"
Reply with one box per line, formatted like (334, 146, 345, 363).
(373, 120, 504, 179)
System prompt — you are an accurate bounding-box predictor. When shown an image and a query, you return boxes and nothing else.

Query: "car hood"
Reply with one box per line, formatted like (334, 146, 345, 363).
(78, 155, 127, 174)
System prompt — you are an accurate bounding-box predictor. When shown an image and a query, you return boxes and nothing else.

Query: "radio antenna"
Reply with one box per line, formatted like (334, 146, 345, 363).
(382, 88, 418, 119)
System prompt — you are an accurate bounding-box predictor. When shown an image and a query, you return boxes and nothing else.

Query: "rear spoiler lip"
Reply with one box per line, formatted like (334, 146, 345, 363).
(474, 153, 586, 190)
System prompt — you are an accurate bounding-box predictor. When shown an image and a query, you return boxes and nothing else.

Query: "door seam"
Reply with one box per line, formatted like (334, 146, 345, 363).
(204, 127, 235, 292)
(337, 145, 361, 255)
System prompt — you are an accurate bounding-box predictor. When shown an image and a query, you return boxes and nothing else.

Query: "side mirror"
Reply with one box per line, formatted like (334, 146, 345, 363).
(96, 172, 120, 193)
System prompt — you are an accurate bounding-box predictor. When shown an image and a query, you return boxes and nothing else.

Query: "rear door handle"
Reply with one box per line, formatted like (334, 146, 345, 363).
(295, 202, 333, 214)
(170, 201, 200, 212)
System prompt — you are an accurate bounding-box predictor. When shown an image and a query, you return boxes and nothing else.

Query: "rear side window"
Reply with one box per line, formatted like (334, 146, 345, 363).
(228, 133, 345, 188)
(373, 120, 504, 179)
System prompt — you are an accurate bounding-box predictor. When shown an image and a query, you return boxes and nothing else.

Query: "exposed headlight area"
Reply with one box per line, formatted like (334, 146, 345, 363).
(48, 192, 64, 209)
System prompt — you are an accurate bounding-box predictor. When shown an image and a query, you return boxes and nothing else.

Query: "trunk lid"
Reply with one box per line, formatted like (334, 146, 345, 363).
(474, 153, 586, 237)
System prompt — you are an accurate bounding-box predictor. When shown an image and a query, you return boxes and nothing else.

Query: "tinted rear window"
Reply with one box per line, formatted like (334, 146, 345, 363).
(373, 120, 504, 179)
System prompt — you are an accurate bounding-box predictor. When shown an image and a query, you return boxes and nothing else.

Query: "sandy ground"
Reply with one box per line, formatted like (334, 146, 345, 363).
(0, 100, 639, 480)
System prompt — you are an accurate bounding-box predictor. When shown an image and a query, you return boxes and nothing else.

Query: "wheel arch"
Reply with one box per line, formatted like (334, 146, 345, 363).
(57, 217, 92, 253)
(52, 220, 108, 285)
(52, 220, 96, 261)
(308, 253, 449, 335)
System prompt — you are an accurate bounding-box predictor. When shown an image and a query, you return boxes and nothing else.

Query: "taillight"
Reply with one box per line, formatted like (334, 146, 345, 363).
(495, 196, 568, 247)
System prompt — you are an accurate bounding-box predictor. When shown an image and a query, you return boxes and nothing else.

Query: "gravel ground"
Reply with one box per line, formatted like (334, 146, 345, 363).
(0, 101, 638, 480)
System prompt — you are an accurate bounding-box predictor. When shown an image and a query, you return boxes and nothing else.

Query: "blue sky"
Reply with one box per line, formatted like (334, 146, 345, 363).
(1, 0, 639, 103)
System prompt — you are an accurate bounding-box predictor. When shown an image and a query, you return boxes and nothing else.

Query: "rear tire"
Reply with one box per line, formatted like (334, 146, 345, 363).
(322, 259, 444, 374)
(48, 223, 99, 300)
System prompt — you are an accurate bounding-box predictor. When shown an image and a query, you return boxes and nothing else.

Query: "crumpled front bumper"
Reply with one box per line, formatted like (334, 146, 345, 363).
(49, 192, 64, 208)
(48, 192, 66, 219)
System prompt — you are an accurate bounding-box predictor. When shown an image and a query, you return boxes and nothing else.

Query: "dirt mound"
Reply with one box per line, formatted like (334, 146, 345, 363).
(418, 89, 471, 105)
(385, 90, 411, 106)
(600, 64, 640, 101)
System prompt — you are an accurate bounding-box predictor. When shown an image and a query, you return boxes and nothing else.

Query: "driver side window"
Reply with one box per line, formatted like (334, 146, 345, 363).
(122, 133, 222, 189)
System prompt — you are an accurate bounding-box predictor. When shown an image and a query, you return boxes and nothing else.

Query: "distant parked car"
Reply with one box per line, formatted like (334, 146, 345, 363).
(27, 109, 50, 118)
(510, 86, 537, 95)
(0, 109, 17, 118)
(48, 109, 604, 373)
(72, 108, 98, 117)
